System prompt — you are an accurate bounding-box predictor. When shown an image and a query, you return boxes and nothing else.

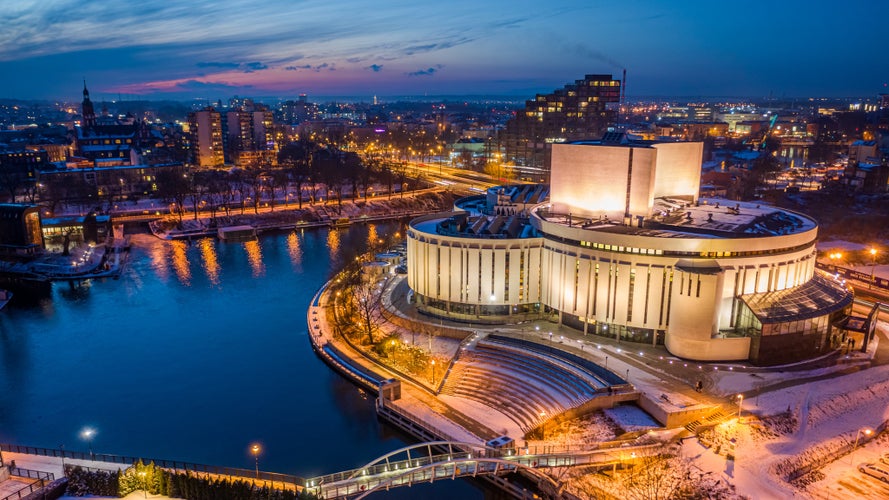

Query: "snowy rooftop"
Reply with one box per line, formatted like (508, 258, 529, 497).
(433, 212, 537, 239)
(537, 197, 817, 239)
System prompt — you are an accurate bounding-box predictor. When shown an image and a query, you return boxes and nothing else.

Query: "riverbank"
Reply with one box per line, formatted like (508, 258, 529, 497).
(149, 189, 459, 240)
(0, 237, 130, 282)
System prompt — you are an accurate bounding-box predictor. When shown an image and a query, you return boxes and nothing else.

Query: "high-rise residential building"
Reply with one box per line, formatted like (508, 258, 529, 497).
(279, 95, 319, 125)
(501, 74, 621, 182)
(223, 104, 277, 167)
(187, 107, 224, 168)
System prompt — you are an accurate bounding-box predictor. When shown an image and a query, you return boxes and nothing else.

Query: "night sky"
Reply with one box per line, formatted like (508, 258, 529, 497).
(0, 0, 885, 100)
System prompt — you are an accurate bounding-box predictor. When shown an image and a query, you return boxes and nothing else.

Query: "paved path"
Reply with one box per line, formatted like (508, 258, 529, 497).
(379, 275, 888, 413)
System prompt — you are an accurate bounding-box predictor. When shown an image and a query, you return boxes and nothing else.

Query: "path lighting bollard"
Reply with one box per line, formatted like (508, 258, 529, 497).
(737, 394, 744, 418)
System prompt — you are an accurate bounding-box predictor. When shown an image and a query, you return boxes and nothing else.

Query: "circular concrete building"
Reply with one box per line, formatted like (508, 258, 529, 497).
(407, 137, 852, 365)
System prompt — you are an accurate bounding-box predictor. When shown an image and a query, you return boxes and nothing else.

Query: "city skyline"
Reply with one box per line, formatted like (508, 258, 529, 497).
(0, 1, 886, 101)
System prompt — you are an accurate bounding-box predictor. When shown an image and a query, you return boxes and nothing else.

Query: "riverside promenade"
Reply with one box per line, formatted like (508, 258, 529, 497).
(308, 267, 885, 448)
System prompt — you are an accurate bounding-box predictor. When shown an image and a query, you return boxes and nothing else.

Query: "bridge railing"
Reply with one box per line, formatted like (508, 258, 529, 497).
(0, 443, 305, 487)
(9, 467, 54, 482)
(1, 467, 55, 500)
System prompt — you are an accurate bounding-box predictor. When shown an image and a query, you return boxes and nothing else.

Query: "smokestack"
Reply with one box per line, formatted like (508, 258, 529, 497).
(621, 68, 627, 104)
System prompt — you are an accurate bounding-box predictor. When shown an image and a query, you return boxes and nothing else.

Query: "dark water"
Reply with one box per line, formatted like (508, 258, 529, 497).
(0, 224, 497, 499)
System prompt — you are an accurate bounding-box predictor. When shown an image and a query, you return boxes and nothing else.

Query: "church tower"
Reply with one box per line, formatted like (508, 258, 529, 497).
(82, 80, 97, 130)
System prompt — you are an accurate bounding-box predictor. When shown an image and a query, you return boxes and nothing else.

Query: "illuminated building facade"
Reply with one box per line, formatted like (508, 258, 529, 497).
(0, 204, 44, 257)
(187, 107, 224, 168)
(501, 74, 621, 183)
(407, 137, 852, 365)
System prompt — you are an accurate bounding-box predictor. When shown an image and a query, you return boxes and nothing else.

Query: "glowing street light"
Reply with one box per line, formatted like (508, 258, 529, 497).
(869, 248, 878, 289)
(854, 428, 872, 454)
(138, 471, 147, 498)
(251, 444, 261, 478)
(736, 394, 744, 418)
(430, 359, 436, 384)
(80, 427, 96, 458)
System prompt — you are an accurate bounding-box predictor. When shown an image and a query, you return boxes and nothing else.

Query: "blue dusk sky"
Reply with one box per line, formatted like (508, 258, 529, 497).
(0, 0, 884, 101)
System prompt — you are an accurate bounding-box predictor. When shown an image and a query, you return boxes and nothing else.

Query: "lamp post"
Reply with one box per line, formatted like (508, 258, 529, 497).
(854, 428, 872, 453)
(430, 359, 436, 385)
(251, 444, 261, 479)
(737, 394, 744, 418)
(604, 355, 608, 371)
(869, 248, 878, 289)
(138, 471, 147, 498)
(80, 427, 96, 459)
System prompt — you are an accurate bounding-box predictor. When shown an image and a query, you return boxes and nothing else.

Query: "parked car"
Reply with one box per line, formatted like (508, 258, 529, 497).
(859, 463, 889, 483)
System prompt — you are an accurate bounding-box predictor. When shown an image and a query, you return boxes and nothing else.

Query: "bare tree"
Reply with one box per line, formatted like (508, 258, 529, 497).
(352, 277, 383, 344)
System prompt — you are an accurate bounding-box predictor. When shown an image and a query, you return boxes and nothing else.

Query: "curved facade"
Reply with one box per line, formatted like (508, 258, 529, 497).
(407, 140, 852, 365)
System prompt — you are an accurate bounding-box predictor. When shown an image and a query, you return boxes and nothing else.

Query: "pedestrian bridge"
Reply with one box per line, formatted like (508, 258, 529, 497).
(303, 440, 658, 499)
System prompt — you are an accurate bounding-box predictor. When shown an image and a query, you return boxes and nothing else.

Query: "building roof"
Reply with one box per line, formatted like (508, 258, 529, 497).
(537, 197, 817, 238)
(739, 272, 852, 324)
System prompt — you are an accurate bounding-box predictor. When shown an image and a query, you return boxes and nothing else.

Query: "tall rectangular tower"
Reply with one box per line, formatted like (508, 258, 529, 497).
(502, 74, 621, 182)
(188, 107, 224, 168)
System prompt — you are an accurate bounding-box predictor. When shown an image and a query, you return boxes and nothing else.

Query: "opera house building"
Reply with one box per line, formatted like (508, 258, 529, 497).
(406, 134, 852, 365)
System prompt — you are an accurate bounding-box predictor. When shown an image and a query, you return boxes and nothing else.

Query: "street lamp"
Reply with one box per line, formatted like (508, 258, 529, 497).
(854, 428, 872, 454)
(138, 471, 147, 498)
(251, 444, 261, 479)
(430, 359, 436, 384)
(869, 248, 878, 289)
(80, 427, 96, 458)
(736, 394, 744, 418)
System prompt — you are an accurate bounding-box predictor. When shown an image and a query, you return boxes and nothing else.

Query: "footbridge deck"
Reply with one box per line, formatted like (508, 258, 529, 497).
(304, 440, 660, 499)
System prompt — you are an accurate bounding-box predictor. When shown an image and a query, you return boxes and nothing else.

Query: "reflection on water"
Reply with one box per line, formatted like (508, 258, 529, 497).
(148, 238, 170, 281)
(367, 224, 379, 251)
(286, 232, 302, 270)
(199, 238, 220, 285)
(244, 240, 265, 277)
(171, 240, 191, 285)
(326, 229, 341, 263)
(0, 222, 487, 500)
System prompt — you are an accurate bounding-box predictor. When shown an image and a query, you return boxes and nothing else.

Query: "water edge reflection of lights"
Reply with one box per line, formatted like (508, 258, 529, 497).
(170, 240, 191, 285)
(287, 231, 303, 269)
(199, 238, 220, 285)
(244, 240, 265, 277)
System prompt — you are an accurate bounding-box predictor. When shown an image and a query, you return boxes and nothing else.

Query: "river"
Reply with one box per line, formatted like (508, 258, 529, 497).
(0, 224, 501, 499)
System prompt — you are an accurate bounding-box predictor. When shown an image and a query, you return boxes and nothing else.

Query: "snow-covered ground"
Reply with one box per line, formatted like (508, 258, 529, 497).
(684, 349, 889, 498)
